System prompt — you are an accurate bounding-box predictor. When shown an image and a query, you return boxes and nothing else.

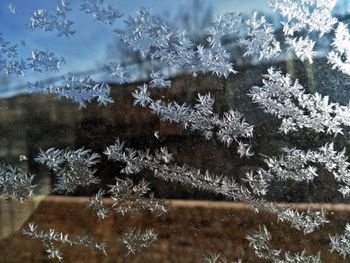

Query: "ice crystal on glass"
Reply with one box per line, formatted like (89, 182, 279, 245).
(286, 36, 316, 63)
(116, 8, 171, 57)
(87, 189, 110, 220)
(27, 49, 65, 72)
(103, 62, 130, 84)
(0, 163, 36, 202)
(7, 3, 16, 15)
(107, 178, 168, 216)
(136, 89, 254, 156)
(330, 223, 350, 258)
(28, 1, 75, 37)
(105, 139, 328, 234)
(80, 0, 123, 25)
(149, 71, 172, 89)
(118, 228, 157, 255)
(23, 223, 107, 261)
(276, 208, 328, 235)
(132, 83, 152, 107)
(270, 0, 337, 36)
(203, 253, 242, 263)
(247, 225, 321, 262)
(328, 22, 350, 76)
(35, 147, 101, 193)
(207, 12, 243, 48)
(28, 73, 113, 107)
(0, 33, 26, 76)
(117, 8, 236, 78)
(239, 12, 281, 61)
(249, 68, 350, 135)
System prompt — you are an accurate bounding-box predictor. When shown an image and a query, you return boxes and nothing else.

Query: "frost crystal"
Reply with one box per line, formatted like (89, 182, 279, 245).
(270, 0, 337, 36)
(35, 147, 101, 193)
(132, 83, 152, 107)
(249, 68, 350, 135)
(328, 22, 350, 76)
(23, 223, 107, 261)
(117, 8, 236, 78)
(118, 228, 157, 255)
(245, 143, 350, 197)
(247, 225, 322, 262)
(0, 33, 26, 76)
(28, 1, 75, 37)
(103, 62, 130, 84)
(27, 49, 65, 72)
(107, 178, 168, 216)
(207, 12, 243, 48)
(239, 12, 280, 61)
(137, 89, 254, 157)
(116, 8, 171, 57)
(80, 0, 123, 25)
(105, 139, 327, 234)
(7, 3, 16, 15)
(286, 36, 316, 63)
(255, 144, 350, 198)
(28, 73, 113, 107)
(61, 73, 113, 106)
(276, 208, 328, 235)
(203, 253, 242, 263)
(0, 163, 36, 202)
(87, 189, 110, 220)
(149, 71, 172, 88)
(196, 44, 236, 78)
(330, 223, 350, 258)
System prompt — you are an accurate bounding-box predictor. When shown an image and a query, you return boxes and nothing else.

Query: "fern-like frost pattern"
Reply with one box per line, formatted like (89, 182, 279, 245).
(35, 147, 101, 193)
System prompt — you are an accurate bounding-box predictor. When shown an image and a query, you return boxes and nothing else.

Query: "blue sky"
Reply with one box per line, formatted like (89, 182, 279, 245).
(0, 0, 349, 97)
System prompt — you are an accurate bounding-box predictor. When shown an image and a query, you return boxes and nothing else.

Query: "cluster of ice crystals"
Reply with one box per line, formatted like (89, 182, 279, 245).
(107, 178, 168, 216)
(7, 3, 16, 14)
(270, 0, 338, 36)
(276, 208, 328, 235)
(28, 0, 75, 37)
(245, 143, 350, 198)
(0, 163, 36, 202)
(203, 253, 242, 263)
(80, 0, 123, 25)
(87, 189, 110, 220)
(104, 139, 253, 203)
(0, 33, 26, 76)
(196, 44, 236, 78)
(28, 73, 113, 107)
(329, 223, 350, 258)
(27, 49, 65, 72)
(116, 8, 171, 57)
(286, 36, 316, 63)
(133, 86, 253, 157)
(328, 22, 350, 77)
(149, 71, 172, 88)
(239, 12, 281, 61)
(103, 62, 130, 84)
(207, 12, 243, 48)
(249, 68, 350, 135)
(117, 8, 236, 79)
(35, 147, 101, 193)
(104, 139, 327, 234)
(132, 83, 152, 107)
(0, 33, 66, 76)
(247, 225, 322, 262)
(23, 223, 107, 261)
(118, 228, 157, 255)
